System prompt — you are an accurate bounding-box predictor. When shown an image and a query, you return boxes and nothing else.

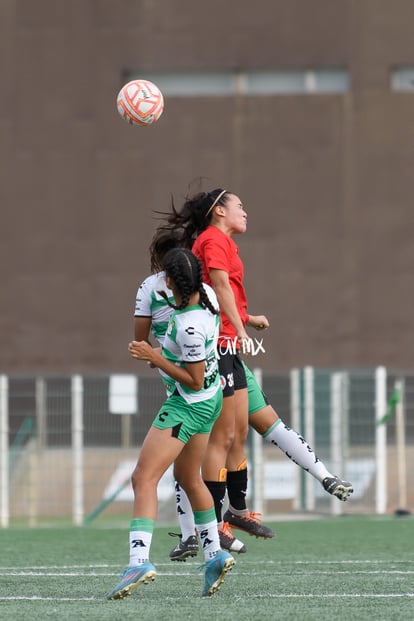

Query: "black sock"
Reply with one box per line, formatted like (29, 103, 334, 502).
(226, 469, 248, 511)
(204, 480, 227, 522)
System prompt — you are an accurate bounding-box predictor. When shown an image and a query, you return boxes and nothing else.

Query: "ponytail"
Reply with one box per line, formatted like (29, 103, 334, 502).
(152, 188, 230, 250)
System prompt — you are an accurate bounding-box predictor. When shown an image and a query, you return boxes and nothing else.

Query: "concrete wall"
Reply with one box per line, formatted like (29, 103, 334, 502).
(1, 0, 414, 372)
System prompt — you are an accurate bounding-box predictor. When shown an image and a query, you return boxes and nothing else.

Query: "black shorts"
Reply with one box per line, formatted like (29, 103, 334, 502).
(218, 351, 247, 398)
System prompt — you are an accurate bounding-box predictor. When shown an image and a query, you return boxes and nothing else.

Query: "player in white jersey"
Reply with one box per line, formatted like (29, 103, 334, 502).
(135, 243, 248, 554)
(106, 248, 235, 601)
(135, 271, 216, 351)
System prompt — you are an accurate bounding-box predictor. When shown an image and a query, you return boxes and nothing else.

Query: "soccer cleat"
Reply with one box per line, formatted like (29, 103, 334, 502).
(322, 476, 354, 501)
(168, 532, 199, 561)
(106, 562, 156, 600)
(223, 510, 275, 539)
(218, 521, 247, 554)
(201, 549, 235, 597)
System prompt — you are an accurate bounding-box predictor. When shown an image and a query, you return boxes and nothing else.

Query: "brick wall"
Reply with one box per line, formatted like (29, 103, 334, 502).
(1, 1, 414, 372)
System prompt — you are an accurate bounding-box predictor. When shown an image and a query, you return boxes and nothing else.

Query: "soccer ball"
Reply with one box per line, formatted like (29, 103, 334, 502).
(116, 79, 164, 126)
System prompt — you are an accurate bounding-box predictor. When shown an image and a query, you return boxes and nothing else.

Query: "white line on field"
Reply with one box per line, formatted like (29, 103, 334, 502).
(0, 556, 414, 571)
(0, 569, 414, 577)
(182, 569, 414, 576)
(0, 559, 413, 570)
(0, 593, 413, 602)
(0, 596, 96, 601)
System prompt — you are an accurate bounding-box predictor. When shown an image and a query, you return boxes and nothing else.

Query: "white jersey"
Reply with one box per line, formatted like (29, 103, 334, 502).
(134, 272, 216, 348)
(134, 272, 220, 403)
(134, 272, 174, 346)
(161, 299, 220, 403)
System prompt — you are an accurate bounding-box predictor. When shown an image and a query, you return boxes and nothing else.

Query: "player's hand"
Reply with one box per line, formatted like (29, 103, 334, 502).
(247, 315, 269, 330)
(128, 340, 154, 362)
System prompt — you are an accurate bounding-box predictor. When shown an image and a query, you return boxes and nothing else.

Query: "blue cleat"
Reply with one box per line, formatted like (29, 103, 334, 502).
(202, 549, 235, 597)
(106, 562, 156, 600)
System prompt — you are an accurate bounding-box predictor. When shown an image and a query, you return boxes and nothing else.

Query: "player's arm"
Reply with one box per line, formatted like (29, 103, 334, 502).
(134, 316, 152, 343)
(128, 341, 205, 391)
(208, 268, 249, 341)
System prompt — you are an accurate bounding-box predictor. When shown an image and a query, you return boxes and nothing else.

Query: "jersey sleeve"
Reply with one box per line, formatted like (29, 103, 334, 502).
(134, 277, 152, 317)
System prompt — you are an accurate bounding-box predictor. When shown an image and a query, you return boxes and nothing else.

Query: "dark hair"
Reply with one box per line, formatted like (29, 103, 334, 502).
(149, 227, 185, 273)
(153, 188, 230, 251)
(159, 248, 218, 314)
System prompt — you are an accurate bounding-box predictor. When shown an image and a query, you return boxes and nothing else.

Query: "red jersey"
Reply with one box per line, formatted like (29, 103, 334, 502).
(192, 226, 249, 343)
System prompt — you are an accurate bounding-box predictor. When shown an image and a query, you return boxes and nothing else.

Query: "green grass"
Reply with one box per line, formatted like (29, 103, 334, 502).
(0, 515, 413, 620)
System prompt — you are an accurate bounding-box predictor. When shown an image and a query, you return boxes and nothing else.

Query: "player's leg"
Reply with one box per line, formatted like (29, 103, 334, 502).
(244, 363, 353, 501)
(168, 390, 246, 557)
(175, 402, 235, 596)
(107, 423, 183, 600)
(169, 431, 220, 564)
(223, 357, 275, 539)
(201, 351, 248, 552)
(168, 480, 199, 561)
(201, 393, 247, 552)
(201, 349, 236, 523)
(224, 385, 249, 509)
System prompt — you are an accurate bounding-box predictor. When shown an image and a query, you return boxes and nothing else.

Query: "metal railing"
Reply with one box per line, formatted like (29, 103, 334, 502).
(0, 367, 412, 526)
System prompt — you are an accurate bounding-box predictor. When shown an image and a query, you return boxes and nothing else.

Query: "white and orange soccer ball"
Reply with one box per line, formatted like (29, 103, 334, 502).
(116, 79, 164, 126)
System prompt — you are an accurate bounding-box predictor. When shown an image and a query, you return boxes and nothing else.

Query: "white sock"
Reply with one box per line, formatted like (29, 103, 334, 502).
(194, 508, 221, 562)
(174, 482, 197, 540)
(129, 518, 154, 566)
(263, 419, 332, 482)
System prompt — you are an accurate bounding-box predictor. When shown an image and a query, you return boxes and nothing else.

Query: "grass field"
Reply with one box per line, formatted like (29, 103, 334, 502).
(0, 515, 413, 621)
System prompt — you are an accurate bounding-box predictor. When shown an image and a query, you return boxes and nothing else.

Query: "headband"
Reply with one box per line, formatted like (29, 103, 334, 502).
(205, 190, 227, 217)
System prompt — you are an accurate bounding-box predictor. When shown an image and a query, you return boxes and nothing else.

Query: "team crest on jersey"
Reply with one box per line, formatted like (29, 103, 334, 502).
(167, 319, 175, 335)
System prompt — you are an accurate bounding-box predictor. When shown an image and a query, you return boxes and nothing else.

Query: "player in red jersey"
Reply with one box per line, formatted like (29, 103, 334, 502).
(152, 188, 353, 558)
(190, 192, 275, 540)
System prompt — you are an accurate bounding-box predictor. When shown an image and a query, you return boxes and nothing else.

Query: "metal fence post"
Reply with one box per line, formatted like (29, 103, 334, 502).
(290, 368, 301, 511)
(394, 379, 410, 515)
(375, 366, 387, 514)
(304, 366, 315, 511)
(330, 372, 344, 516)
(72, 375, 84, 526)
(0, 375, 9, 528)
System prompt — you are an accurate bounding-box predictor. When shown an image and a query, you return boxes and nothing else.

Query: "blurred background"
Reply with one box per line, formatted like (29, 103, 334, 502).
(1, 0, 413, 523)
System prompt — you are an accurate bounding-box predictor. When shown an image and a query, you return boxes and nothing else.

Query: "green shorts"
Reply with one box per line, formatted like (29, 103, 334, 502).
(243, 362, 269, 415)
(152, 388, 223, 443)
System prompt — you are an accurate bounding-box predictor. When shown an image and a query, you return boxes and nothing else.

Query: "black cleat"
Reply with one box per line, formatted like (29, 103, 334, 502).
(168, 532, 199, 561)
(218, 521, 247, 553)
(222, 511, 275, 539)
(322, 476, 354, 501)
